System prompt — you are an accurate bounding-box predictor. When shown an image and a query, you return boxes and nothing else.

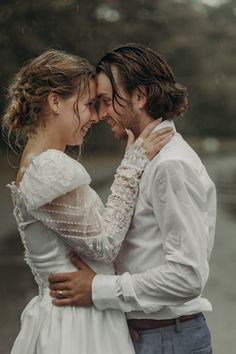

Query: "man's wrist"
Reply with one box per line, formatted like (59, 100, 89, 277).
(92, 274, 120, 310)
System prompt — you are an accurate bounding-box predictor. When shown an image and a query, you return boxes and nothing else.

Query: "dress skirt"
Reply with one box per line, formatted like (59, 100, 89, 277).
(11, 289, 135, 354)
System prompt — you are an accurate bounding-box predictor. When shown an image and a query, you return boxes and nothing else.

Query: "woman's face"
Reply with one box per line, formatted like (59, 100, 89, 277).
(57, 79, 98, 146)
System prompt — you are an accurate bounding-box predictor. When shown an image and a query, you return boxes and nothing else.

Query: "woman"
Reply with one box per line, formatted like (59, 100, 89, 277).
(3, 49, 172, 354)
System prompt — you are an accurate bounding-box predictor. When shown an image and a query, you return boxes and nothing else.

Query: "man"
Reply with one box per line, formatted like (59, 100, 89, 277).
(49, 44, 216, 354)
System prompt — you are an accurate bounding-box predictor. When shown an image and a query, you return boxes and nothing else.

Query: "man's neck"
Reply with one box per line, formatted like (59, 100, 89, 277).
(139, 115, 156, 133)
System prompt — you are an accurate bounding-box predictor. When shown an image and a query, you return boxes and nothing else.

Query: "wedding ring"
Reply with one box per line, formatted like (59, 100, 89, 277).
(57, 290, 64, 299)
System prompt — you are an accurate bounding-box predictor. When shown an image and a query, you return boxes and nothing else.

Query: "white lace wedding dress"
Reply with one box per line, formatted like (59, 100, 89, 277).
(8, 139, 149, 354)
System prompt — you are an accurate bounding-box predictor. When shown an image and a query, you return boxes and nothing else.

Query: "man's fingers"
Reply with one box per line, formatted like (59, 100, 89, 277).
(48, 253, 88, 288)
(69, 253, 86, 270)
(49, 282, 71, 291)
(51, 290, 82, 306)
(48, 272, 71, 284)
(50, 289, 71, 298)
(52, 297, 75, 306)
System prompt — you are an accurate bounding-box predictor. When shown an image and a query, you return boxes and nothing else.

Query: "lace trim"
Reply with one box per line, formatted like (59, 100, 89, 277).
(123, 137, 148, 170)
(20, 149, 91, 210)
(7, 183, 45, 299)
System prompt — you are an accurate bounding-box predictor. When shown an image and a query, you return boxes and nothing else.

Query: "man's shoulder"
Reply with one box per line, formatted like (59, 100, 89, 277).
(144, 133, 203, 181)
(151, 133, 199, 165)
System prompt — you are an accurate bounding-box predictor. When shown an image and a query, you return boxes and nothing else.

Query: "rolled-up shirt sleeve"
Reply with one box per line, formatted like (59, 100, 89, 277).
(92, 159, 215, 313)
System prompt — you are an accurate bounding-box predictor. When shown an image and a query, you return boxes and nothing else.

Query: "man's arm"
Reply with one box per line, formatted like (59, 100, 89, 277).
(49, 160, 215, 310)
(91, 161, 215, 313)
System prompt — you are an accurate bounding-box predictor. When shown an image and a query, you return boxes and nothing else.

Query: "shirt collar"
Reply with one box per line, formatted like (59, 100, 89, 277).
(152, 119, 176, 133)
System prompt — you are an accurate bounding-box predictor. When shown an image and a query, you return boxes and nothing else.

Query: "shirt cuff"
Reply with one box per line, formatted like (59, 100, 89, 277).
(92, 274, 120, 310)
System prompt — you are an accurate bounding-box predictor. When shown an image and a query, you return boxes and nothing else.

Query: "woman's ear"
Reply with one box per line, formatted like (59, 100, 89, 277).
(47, 92, 59, 114)
(132, 86, 147, 109)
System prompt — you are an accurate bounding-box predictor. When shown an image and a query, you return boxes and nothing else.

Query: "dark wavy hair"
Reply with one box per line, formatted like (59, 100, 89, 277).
(96, 43, 188, 120)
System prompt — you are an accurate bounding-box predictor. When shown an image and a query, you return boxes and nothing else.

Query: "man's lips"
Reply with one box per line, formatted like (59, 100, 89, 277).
(107, 119, 116, 128)
(107, 117, 125, 130)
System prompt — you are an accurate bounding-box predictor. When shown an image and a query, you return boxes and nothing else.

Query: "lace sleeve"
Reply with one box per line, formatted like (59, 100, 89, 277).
(21, 140, 149, 262)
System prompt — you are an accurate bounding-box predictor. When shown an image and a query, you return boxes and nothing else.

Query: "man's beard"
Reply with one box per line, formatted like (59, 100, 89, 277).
(117, 107, 141, 140)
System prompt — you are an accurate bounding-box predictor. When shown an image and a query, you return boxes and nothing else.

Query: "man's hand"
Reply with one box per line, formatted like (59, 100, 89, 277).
(48, 253, 96, 307)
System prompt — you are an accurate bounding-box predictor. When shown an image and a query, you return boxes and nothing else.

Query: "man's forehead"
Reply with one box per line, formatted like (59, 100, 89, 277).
(97, 67, 121, 97)
(96, 72, 111, 96)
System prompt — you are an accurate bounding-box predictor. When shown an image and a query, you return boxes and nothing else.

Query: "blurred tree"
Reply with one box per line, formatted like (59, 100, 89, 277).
(0, 0, 235, 153)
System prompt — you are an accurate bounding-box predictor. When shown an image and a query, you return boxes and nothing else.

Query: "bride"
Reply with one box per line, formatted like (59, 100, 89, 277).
(3, 49, 172, 354)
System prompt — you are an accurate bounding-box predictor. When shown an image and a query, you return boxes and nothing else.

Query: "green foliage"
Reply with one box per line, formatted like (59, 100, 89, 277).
(0, 0, 235, 152)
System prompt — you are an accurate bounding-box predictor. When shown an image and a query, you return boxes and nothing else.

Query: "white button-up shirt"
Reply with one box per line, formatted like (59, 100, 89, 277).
(92, 120, 216, 320)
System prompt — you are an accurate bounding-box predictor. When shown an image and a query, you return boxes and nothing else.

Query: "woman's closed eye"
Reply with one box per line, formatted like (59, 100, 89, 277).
(87, 100, 96, 108)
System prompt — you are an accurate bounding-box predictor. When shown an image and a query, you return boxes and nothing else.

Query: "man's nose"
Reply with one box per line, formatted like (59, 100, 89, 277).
(99, 114, 107, 121)
(95, 99, 107, 121)
(98, 107, 107, 121)
(91, 109, 99, 123)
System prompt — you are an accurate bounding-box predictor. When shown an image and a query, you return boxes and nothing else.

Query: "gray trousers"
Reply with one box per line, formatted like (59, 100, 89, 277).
(132, 315, 212, 354)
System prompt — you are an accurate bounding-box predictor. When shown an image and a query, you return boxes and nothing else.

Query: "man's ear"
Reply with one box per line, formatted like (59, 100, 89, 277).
(48, 92, 59, 114)
(132, 86, 147, 109)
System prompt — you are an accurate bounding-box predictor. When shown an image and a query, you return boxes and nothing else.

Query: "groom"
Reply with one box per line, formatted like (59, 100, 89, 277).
(49, 44, 216, 354)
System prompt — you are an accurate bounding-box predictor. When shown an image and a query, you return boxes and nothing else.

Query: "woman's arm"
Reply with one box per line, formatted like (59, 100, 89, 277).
(22, 124, 173, 262)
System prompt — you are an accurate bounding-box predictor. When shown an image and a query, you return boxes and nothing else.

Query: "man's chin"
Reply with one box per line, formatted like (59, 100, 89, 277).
(111, 127, 126, 140)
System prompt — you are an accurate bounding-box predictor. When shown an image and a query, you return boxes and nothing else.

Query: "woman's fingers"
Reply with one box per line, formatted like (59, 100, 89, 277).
(126, 119, 174, 160)
(125, 129, 135, 150)
(138, 119, 162, 139)
(143, 132, 173, 160)
(147, 127, 173, 142)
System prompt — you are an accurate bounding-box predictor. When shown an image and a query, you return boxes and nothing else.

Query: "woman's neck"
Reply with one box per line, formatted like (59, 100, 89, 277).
(15, 130, 66, 187)
(25, 128, 66, 155)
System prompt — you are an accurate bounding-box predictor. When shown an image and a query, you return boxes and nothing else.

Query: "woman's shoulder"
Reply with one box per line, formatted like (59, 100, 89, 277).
(24, 149, 91, 184)
(20, 149, 91, 209)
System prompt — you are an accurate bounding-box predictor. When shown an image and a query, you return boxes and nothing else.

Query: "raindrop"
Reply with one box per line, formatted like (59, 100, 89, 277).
(215, 77, 220, 85)
(95, 4, 120, 23)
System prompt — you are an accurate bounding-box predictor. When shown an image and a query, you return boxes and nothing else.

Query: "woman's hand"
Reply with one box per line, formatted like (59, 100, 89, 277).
(126, 120, 174, 160)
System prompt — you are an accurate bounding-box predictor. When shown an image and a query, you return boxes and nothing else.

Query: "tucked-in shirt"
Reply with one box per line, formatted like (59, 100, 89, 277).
(92, 120, 216, 320)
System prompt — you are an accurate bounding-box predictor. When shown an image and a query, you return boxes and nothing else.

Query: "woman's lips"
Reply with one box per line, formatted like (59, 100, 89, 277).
(81, 124, 91, 134)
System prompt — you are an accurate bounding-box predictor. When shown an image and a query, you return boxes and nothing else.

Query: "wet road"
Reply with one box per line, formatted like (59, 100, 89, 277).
(0, 152, 235, 353)
(200, 153, 236, 354)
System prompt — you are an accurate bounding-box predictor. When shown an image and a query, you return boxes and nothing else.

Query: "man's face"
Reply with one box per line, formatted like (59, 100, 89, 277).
(96, 69, 141, 139)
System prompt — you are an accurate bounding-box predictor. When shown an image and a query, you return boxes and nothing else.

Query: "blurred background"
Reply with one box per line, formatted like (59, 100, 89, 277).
(0, 0, 235, 353)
